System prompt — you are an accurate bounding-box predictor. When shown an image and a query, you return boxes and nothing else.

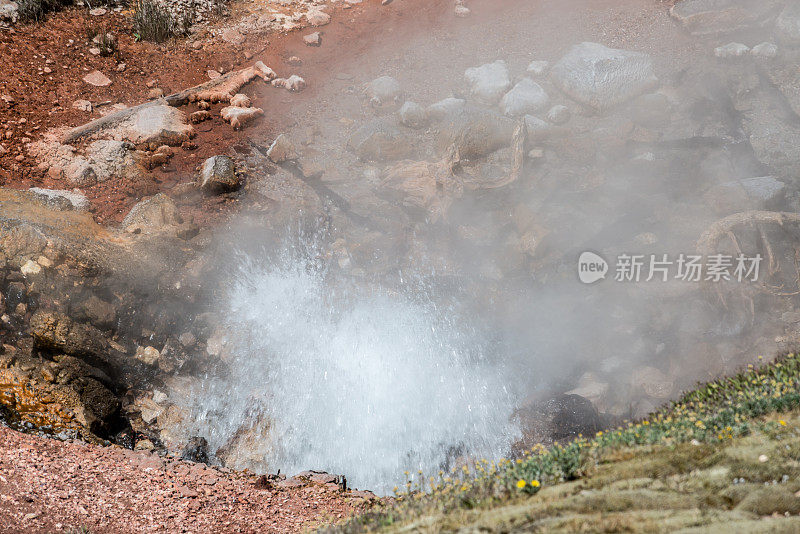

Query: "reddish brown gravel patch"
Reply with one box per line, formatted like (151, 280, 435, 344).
(0, 424, 368, 533)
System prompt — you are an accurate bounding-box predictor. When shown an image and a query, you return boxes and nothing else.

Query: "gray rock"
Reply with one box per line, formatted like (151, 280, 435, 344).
(731, 176, 785, 202)
(364, 76, 403, 109)
(751, 42, 778, 58)
(122, 193, 183, 233)
(669, 0, 781, 36)
(426, 98, 466, 122)
(266, 134, 297, 163)
(464, 60, 512, 105)
(0, 0, 18, 25)
(546, 104, 571, 125)
(28, 188, 89, 211)
(437, 107, 515, 159)
(777, 3, 800, 46)
(714, 42, 750, 58)
(499, 78, 549, 117)
(347, 119, 412, 161)
(551, 42, 658, 112)
(398, 101, 427, 129)
(198, 155, 239, 192)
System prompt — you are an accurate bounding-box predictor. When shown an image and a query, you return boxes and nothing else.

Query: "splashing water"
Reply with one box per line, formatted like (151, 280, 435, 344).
(180, 249, 520, 493)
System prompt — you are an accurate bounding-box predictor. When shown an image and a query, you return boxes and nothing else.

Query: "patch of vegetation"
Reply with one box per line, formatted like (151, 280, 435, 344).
(16, 0, 70, 23)
(331, 353, 800, 532)
(132, 0, 193, 43)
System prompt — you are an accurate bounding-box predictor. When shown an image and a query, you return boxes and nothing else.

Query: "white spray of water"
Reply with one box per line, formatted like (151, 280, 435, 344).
(181, 250, 520, 493)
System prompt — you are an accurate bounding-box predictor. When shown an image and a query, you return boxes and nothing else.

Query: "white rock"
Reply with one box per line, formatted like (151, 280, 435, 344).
(29, 187, 90, 211)
(526, 60, 549, 76)
(464, 60, 511, 105)
(398, 101, 427, 129)
(426, 98, 466, 121)
(550, 42, 657, 111)
(499, 78, 550, 117)
(751, 42, 778, 59)
(221, 106, 263, 129)
(272, 75, 306, 92)
(21, 260, 41, 276)
(364, 75, 403, 108)
(0, 0, 19, 24)
(307, 10, 330, 26)
(229, 93, 251, 108)
(83, 70, 112, 87)
(714, 42, 750, 58)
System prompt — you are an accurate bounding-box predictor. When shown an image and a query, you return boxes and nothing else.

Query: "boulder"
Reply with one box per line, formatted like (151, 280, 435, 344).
(121, 193, 183, 234)
(499, 78, 550, 117)
(437, 107, 515, 159)
(364, 76, 403, 109)
(198, 155, 240, 192)
(464, 60, 512, 105)
(347, 119, 412, 161)
(550, 42, 658, 111)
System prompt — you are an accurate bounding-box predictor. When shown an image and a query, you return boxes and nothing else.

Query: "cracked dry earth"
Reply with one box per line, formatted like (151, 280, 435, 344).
(0, 424, 366, 533)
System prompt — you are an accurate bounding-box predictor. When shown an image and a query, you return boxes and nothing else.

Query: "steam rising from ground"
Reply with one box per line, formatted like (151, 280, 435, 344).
(183, 248, 519, 492)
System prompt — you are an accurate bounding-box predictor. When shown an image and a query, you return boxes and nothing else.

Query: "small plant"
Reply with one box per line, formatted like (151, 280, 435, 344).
(132, 0, 193, 43)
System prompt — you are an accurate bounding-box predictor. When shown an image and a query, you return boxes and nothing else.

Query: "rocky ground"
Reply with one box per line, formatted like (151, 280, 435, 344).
(0, 422, 373, 533)
(2, 0, 800, 530)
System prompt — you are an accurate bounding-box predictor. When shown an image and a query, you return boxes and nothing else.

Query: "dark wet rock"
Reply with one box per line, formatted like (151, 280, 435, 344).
(0, 353, 119, 437)
(346, 119, 413, 161)
(198, 155, 240, 192)
(514, 394, 603, 450)
(550, 42, 658, 111)
(182, 436, 210, 464)
(73, 294, 117, 330)
(30, 311, 111, 364)
(437, 107, 515, 159)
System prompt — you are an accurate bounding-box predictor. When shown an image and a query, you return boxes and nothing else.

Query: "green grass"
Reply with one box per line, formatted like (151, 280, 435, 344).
(329, 353, 800, 533)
